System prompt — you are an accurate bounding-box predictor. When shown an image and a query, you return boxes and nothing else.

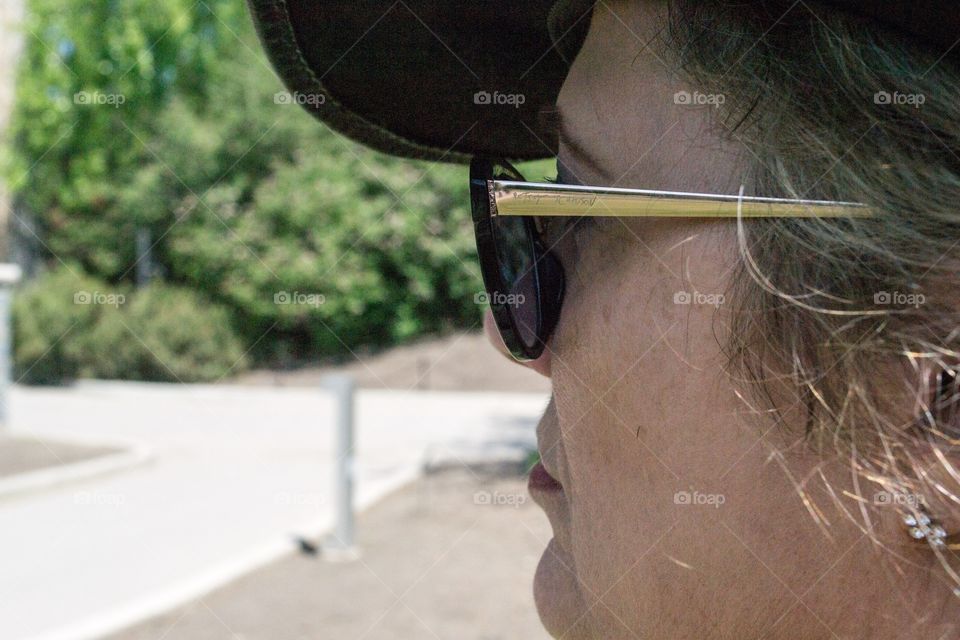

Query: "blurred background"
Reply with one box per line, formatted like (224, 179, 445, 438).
(0, 1, 554, 638)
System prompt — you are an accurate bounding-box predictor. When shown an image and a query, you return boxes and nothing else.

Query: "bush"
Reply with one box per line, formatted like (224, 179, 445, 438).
(13, 266, 125, 384)
(79, 283, 248, 382)
(167, 141, 483, 363)
(14, 268, 246, 384)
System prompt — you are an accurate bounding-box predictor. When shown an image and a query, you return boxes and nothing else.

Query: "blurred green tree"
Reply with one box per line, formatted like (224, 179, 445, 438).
(6, 0, 484, 379)
(7, 0, 246, 275)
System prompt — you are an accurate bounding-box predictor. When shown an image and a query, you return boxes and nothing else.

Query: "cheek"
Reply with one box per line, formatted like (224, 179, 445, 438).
(548, 231, 684, 581)
(547, 224, 764, 622)
(551, 223, 730, 473)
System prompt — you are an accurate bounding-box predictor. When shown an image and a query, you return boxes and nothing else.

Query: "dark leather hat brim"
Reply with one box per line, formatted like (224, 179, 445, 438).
(248, 0, 957, 164)
(248, 0, 593, 163)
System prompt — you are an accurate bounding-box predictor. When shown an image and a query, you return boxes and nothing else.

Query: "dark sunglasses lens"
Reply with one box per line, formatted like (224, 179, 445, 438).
(492, 215, 539, 350)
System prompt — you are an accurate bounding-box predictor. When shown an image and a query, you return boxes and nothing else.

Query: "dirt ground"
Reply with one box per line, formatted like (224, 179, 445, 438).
(233, 331, 552, 394)
(107, 466, 554, 640)
(0, 435, 118, 477)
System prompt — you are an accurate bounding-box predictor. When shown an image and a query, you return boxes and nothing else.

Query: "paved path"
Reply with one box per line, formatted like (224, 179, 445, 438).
(108, 469, 552, 640)
(0, 382, 548, 640)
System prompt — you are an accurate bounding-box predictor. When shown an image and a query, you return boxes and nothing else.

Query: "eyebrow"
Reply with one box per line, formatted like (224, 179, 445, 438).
(538, 105, 608, 184)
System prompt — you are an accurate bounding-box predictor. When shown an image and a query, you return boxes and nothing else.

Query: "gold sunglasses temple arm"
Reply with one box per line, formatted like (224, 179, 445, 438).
(489, 181, 871, 219)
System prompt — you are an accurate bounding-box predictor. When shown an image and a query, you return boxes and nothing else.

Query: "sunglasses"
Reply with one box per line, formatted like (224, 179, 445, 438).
(469, 157, 870, 362)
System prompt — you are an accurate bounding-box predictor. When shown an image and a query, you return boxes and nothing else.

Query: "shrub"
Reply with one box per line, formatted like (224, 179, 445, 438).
(78, 283, 247, 383)
(14, 268, 246, 384)
(13, 266, 125, 384)
(167, 142, 483, 363)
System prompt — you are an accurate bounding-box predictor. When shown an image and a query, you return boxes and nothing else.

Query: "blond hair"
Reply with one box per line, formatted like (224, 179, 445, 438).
(668, 0, 960, 591)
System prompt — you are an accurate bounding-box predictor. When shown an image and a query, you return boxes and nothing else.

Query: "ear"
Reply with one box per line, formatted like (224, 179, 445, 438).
(919, 363, 960, 443)
(896, 363, 960, 551)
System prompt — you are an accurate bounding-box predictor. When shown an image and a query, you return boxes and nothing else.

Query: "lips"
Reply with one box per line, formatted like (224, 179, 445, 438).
(532, 398, 565, 495)
(528, 461, 564, 493)
(530, 404, 573, 561)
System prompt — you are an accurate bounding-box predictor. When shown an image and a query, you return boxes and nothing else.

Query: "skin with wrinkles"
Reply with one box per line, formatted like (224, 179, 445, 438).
(485, 2, 960, 638)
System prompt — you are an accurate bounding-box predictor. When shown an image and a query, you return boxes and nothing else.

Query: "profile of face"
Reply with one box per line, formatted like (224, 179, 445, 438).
(486, 1, 960, 638)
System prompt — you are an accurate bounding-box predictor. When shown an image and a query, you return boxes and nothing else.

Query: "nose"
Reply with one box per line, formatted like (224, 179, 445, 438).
(483, 309, 552, 377)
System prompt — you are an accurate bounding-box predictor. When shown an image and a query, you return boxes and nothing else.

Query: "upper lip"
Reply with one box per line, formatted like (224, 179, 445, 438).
(537, 457, 562, 486)
(536, 399, 564, 487)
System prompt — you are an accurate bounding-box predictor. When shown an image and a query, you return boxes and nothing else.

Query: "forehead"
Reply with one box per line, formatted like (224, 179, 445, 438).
(555, 1, 744, 194)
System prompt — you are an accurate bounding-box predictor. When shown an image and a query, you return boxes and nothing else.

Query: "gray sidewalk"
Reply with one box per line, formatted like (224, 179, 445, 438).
(0, 382, 547, 640)
(107, 467, 553, 640)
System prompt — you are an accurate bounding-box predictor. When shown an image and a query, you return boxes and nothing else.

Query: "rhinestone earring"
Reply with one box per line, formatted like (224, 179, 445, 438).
(904, 510, 960, 549)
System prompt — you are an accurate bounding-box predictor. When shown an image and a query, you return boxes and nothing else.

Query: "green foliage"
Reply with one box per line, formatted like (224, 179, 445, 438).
(7, 0, 250, 272)
(166, 137, 482, 361)
(7, 0, 485, 379)
(14, 267, 246, 384)
(13, 266, 127, 384)
(79, 283, 248, 382)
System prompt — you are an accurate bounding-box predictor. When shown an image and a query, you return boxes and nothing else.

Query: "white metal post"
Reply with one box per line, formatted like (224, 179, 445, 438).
(0, 264, 22, 428)
(322, 373, 359, 560)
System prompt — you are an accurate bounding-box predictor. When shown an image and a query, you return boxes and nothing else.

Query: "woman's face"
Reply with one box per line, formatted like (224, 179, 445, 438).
(488, 2, 948, 638)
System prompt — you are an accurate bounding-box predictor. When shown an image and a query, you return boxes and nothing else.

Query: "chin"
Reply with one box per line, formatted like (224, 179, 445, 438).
(533, 538, 591, 639)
